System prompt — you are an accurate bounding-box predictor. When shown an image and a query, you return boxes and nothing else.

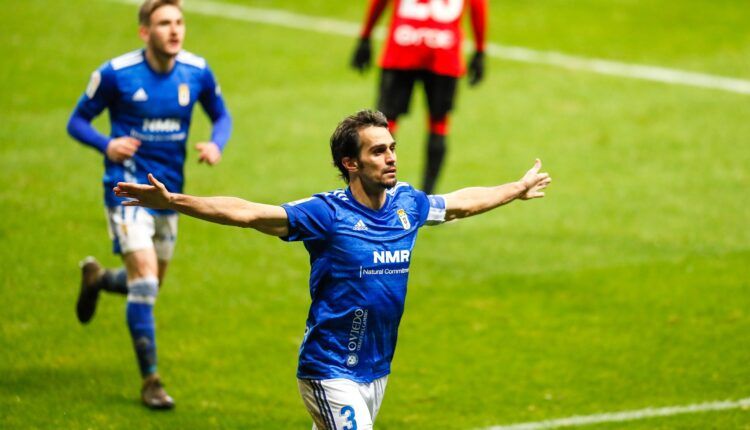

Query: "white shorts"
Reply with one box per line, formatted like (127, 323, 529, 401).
(298, 376, 388, 430)
(106, 206, 178, 261)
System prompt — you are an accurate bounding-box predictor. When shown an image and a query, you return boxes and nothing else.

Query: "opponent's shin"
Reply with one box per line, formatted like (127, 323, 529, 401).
(423, 132, 447, 195)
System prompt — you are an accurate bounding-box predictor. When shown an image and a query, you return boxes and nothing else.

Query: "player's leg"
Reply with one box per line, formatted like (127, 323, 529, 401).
(77, 261, 129, 323)
(77, 257, 107, 324)
(421, 72, 458, 194)
(360, 376, 388, 424)
(157, 260, 169, 286)
(377, 69, 417, 135)
(298, 378, 376, 430)
(122, 247, 173, 409)
(134, 211, 179, 408)
(123, 247, 159, 377)
(422, 115, 448, 194)
(109, 205, 174, 409)
(102, 207, 134, 294)
(75, 210, 133, 324)
(153, 213, 178, 286)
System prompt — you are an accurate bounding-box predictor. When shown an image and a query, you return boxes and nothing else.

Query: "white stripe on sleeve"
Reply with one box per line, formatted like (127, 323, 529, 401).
(426, 195, 447, 225)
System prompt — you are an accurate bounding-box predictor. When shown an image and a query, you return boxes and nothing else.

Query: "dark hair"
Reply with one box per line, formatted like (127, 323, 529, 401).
(139, 0, 182, 26)
(330, 110, 388, 183)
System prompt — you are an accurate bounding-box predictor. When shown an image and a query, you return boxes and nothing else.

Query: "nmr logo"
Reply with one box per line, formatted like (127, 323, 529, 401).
(373, 250, 410, 264)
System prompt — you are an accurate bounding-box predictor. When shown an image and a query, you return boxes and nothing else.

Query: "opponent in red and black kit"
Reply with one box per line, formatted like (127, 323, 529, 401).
(352, 0, 488, 194)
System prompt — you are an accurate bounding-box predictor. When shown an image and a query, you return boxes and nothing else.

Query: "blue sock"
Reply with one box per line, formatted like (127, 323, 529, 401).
(103, 268, 128, 294)
(126, 277, 159, 378)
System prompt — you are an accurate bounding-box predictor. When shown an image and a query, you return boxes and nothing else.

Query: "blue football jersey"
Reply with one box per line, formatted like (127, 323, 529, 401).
(282, 183, 447, 383)
(71, 49, 230, 211)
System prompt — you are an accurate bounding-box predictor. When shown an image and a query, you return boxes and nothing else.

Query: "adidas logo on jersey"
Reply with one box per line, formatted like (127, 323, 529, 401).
(132, 88, 148, 102)
(353, 220, 368, 231)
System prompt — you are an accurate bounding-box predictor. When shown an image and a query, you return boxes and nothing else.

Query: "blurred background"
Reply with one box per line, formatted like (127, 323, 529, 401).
(1, 0, 748, 428)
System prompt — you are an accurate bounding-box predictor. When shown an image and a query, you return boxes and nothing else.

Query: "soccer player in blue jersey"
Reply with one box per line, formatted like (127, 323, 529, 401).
(114, 110, 550, 427)
(66, 0, 231, 409)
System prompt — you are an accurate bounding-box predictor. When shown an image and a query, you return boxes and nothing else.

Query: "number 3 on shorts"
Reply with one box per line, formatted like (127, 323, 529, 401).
(340, 405, 357, 430)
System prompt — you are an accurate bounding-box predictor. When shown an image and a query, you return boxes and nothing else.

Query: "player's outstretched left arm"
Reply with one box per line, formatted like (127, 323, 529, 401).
(442, 159, 551, 221)
(114, 174, 289, 236)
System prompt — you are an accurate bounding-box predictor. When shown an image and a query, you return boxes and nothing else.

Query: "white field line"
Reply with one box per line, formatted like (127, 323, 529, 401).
(112, 0, 750, 95)
(480, 397, 750, 430)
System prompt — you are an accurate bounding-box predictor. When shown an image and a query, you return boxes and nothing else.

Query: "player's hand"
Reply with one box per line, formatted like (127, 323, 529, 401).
(468, 51, 485, 86)
(114, 173, 172, 210)
(351, 37, 372, 73)
(519, 159, 551, 200)
(106, 137, 141, 162)
(195, 142, 222, 165)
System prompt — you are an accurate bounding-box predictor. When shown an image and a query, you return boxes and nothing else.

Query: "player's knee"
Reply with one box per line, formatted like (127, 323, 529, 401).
(124, 250, 160, 279)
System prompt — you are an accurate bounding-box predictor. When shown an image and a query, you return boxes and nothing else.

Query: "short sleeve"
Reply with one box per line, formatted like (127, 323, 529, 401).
(414, 189, 447, 227)
(281, 196, 335, 242)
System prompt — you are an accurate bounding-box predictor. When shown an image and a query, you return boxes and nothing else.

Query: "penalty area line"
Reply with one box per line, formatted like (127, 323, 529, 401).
(110, 0, 750, 95)
(479, 397, 750, 430)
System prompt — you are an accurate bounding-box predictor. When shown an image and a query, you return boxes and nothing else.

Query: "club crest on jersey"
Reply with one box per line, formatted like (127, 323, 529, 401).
(396, 209, 410, 230)
(346, 353, 359, 367)
(178, 83, 190, 106)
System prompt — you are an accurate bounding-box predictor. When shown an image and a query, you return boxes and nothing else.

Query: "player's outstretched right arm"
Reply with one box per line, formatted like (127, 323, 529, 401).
(114, 174, 289, 237)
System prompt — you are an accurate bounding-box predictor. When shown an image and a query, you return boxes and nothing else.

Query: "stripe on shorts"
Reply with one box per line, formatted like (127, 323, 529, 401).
(313, 380, 337, 430)
(310, 380, 333, 430)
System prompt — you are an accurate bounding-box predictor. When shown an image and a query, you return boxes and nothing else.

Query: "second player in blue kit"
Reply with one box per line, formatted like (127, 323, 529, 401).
(67, 0, 231, 409)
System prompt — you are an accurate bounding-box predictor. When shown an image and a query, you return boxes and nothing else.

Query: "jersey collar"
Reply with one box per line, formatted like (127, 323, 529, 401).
(345, 187, 392, 215)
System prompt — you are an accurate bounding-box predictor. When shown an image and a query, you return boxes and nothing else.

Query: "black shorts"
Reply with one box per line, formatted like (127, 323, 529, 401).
(377, 69, 458, 119)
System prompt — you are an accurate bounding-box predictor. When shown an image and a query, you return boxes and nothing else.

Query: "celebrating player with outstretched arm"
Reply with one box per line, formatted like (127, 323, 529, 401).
(115, 110, 550, 429)
(66, 0, 231, 409)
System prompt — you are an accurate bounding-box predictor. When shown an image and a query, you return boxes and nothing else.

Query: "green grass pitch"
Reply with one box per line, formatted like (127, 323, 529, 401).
(1, 0, 749, 428)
